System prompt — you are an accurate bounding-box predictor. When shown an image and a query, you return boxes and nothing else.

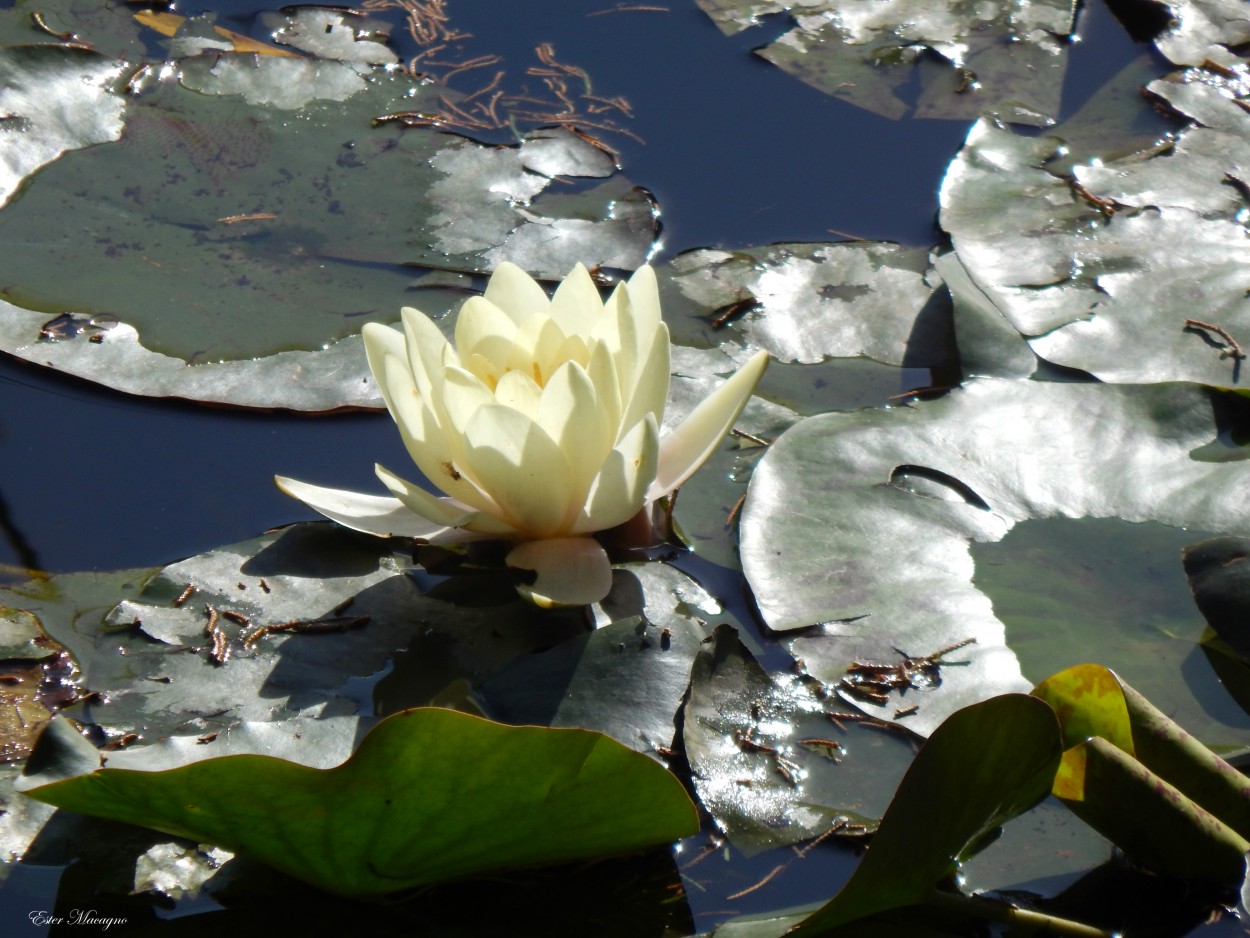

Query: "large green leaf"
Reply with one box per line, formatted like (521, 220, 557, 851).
(17, 707, 699, 896)
(740, 379, 1250, 736)
(1034, 663, 1250, 854)
(693, 0, 1075, 125)
(788, 694, 1062, 933)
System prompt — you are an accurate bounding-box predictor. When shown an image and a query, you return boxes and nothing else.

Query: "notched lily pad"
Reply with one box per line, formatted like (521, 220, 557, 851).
(0, 42, 659, 409)
(694, 0, 1076, 125)
(17, 708, 700, 896)
(741, 380, 1250, 735)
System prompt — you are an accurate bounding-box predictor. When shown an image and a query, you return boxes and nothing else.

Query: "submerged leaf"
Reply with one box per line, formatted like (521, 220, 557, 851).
(18, 708, 699, 896)
(694, 0, 1075, 125)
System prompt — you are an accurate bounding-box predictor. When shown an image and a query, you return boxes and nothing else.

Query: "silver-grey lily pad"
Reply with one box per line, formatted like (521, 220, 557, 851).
(664, 243, 952, 368)
(0, 42, 658, 409)
(940, 66, 1250, 387)
(740, 379, 1250, 735)
(693, 0, 1076, 125)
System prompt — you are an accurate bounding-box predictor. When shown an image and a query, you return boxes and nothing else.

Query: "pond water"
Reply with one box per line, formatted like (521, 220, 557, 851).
(0, 0, 1246, 935)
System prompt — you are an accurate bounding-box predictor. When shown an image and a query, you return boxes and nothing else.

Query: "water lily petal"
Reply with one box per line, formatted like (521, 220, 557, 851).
(625, 265, 662, 338)
(575, 414, 659, 533)
(597, 281, 639, 402)
(555, 332, 591, 370)
(649, 350, 769, 500)
(377, 355, 499, 513)
(441, 366, 495, 434)
(399, 307, 453, 402)
(361, 322, 407, 412)
(455, 296, 518, 370)
(494, 369, 543, 418)
(274, 475, 449, 539)
(485, 261, 551, 324)
(506, 537, 614, 607)
(549, 263, 604, 334)
(375, 464, 514, 536)
(462, 403, 577, 537)
(505, 313, 567, 386)
(619, 321, 671, 435)
(536, 361, 611, 506)
(586, 339, 623, 437)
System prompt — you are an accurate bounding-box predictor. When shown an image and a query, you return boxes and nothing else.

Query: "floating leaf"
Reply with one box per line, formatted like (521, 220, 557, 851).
(0, 40, 657, 408)
(479, 564, 718, 753)
(693, 0, 1075, 125)
(974, 516, 1250, 746)
(682, 626, 916, 848)
(940, 66, 1250, 387)
(0, 45, 126, 210)
(788, 694, 1062, 933)
(258, 8, 398, 64)
(741, 379, 1250, 735)
(0, 0, 147, 58)
(663, 243, 953, 367)
(18, 708, 699, 896)
(1152, 0, 1250, 66)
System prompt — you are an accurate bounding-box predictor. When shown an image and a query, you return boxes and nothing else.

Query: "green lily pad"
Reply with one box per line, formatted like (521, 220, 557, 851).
(1034, 663, 1250, 848)
(694, 0, 1075, 125)
(788, 694, 1062, 934)
(741, 379, 1250, 735)
(1184, 536, 1250, 661)
(0, 0, 147, 58)
(17, 707, 699, 896)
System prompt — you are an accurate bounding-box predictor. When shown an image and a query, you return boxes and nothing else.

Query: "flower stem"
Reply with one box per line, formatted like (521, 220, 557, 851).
(923, 887, 1116, 937)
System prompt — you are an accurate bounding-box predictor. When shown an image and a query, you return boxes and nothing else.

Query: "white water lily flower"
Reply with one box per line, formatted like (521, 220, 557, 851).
(277, 262, 768, 607)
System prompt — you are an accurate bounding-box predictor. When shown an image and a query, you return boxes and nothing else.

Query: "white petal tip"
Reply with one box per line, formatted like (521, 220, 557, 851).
(506, 537, 613, 608)
(274, 475, 450, 540)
